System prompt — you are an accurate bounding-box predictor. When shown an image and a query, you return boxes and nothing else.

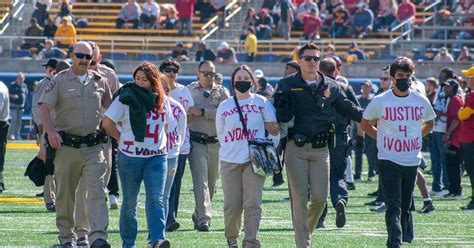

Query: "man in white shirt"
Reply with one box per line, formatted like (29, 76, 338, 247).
(361, 57, 436, 247)
(0, 81, 9, 193)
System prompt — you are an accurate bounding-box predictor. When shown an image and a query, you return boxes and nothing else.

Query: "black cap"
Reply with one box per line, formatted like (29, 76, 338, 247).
(286, 60, 300, 70)
(442, 79, 459, 87)
(42, 58, 59, 68)
(100, 59, 116, 71)
(55, 60, 71, 73)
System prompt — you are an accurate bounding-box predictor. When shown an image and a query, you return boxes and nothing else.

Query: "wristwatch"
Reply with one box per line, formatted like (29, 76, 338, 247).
(201, 108, 205, 116)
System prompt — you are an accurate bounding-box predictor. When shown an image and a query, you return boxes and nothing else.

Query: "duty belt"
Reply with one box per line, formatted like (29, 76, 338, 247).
(190, 130, 218, 145)
(59, 130, 108, 148)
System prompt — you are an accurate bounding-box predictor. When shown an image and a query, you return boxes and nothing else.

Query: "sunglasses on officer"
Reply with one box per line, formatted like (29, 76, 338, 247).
(164, 67, 179, 74)
(301, 56, 320, 62)
(74, 53, 93, 60)
(380, 77, 390, 81)
(200, 71, 217, 78)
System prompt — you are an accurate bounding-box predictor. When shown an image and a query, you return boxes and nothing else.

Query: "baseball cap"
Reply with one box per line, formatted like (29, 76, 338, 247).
(462, 66, 474, 77)
(357, 2, 366, 7)
(176, 42, 184, 47)
(218, 42, 229, 50)
(100, 59, 116, 71)
(254, 69, 264, 78)
(215, 73, 223, 80)
(55, 60, 71, 73)
(442, 79, 459, 87)
(349, 42, 357, 48)
(439, 9, 451, 16)
(42, 58, 58, 68)
(361, 80, 373, 87)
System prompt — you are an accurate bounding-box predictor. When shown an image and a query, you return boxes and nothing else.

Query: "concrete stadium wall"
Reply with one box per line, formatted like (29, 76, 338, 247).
(3, 59, 472, 78)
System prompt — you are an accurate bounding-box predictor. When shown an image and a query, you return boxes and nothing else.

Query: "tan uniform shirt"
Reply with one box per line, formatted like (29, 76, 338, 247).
(32, 76, 51, 126)
(39, 68, 112, 137)
(96, 63, 120, 95)
(187, 81, 230, 136)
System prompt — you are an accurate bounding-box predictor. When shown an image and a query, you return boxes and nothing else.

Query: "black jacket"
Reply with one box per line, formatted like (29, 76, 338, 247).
(332, 78, 361, 133)
(274, 71, 363, 139)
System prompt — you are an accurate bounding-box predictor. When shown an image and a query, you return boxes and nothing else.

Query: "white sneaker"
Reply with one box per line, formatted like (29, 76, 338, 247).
(109, 195, 119, 209)
(430, 189, 449, 197)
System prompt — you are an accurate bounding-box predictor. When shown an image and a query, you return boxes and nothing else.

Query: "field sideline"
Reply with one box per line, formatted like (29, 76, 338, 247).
(0, 142, 473, 247)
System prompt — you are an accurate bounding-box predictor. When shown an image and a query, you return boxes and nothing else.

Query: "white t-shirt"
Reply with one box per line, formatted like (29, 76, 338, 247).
(105, 97, 172, 158)
(216, 94, 277, 164)
(170, 83, 194, 155)
(432, 85, 449, 133)
(167, 97, 187, 159)
(363, 90, 436, 166)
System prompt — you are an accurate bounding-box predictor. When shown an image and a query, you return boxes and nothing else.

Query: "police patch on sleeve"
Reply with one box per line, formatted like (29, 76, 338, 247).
(45, 80, 56, 92)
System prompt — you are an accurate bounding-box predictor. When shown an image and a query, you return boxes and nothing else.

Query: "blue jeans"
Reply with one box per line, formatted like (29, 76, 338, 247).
(8, 106, 23, 139)
(430, 132, 449, 192)
(163, 157, 178, 221)
(178, 18, 193, 35)
(118, 152, 167, 248)
(167, 154, 188, 226)
(456, 31, 472, 49)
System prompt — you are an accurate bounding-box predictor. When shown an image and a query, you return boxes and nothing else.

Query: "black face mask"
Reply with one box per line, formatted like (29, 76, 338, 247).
(234, 81, 252, 93)
(396, 78, 412, 92)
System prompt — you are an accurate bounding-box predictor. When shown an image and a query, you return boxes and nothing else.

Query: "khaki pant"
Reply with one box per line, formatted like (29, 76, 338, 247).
(285, 141, 329, 248)
(54, 145, 108, 244)
(188, 141, 219, 225)
(43, 175, 56, 204)
(220, 161, 265, 248)
(73, 141, 112, 241)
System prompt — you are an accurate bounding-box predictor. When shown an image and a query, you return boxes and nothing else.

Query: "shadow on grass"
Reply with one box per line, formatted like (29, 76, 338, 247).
(260, 227, 295, 232)
(0, 209, 51, 214)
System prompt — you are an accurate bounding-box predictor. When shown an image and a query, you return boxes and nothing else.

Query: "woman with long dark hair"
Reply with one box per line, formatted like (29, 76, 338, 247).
(102, 62, 172, 248)
(216, 65, 279, 247)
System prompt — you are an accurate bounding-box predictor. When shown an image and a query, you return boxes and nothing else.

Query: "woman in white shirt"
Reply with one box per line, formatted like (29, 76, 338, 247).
(159, 75, 187, 229)
(216, 65, 279, 248)
(102, 62, 172, 248)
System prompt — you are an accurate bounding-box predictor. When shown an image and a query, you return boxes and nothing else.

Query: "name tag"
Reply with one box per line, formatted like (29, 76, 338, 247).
(291, 88, 304, 91)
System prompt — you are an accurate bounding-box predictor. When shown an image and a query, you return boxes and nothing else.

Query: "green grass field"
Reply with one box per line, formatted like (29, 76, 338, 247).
(1, 145, 473, 247)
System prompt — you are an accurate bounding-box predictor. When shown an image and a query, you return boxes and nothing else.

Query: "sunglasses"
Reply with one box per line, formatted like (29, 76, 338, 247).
(380, 77, 390, 81)
(164, 68, 178, 74)
(74, 53, 92, 60)
(302, 56, 320, 62)
(201, 71, 217, 78)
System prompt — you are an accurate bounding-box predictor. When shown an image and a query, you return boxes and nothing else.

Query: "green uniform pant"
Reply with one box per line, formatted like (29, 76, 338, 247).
(220, 160, 265, 248)
(54, 145, 108, 244)
(188, 141, 219, 225)
(285, 141, 329, 248)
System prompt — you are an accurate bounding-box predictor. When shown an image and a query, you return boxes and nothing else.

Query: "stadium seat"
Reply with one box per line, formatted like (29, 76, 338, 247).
(109, 52, 126, 60)
(139, 53, 158, 61)
(378, 54, 397, 61)
(236, 53, 249, 62)
(11, 50, 31, 58)
(257, 54, 278, 62)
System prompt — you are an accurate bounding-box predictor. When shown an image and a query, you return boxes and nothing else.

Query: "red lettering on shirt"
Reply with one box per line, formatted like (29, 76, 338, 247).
(383, 137, 421, 152)
(145, 124, 160, 143)
(122, 140, 134, 154)
(382, 106, 424, 121)
(225, 128, 259, 143)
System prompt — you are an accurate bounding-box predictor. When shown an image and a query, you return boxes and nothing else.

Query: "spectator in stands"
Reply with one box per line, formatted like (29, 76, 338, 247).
(256, 8, 273, 40)
(454, 0, 474, 24)
(200, 0, 229, 22)
(244, 26, 258, 62)
(324, 44, 341, 60)
(7, 73, 27, 140)
(33, 0, 51, 27)
(216, 41, 237, 64)
(425, 77, 438, 104)
(140, 0, 160, 29)
(330, 3, 350, 38)
(280, 0, 294, 40)
(161, 4, 178, 29)
(38, 39, 67, 59)
(116, 0, 141, 29)
(55, 0, 72, 26)
(344, 0, 358, 14)
(430, 10, 455, 42)
(294, 0, 319, 31)
(196, 41, 216, 62)
(43, 18, 57, 39)
(171, 42, 190, 62)
(298, 8, 321, 40)
(350, 2, 374, 38)
(252, 69, 274, 98)
(176, 0, 195, 36)
(54, 16, 76, 50)
(347, 42, 366, 61)
(21, 18, 44, 51)
(373, 0, 398, 32)
(241, 7, 259, 40)
(457, 46, 473, 62)
(434, 47, 455, 62)
(455, 17, 474, 49)
(262, 0, 278, 10)
(394, 0, 416, 30)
